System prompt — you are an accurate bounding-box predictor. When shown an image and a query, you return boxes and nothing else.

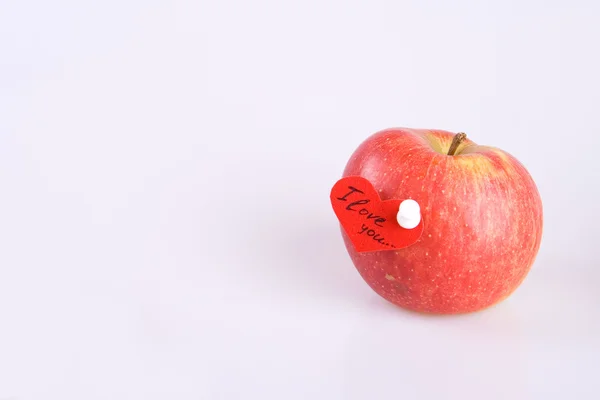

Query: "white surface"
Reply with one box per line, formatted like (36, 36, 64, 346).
(1, 1, 599, 399)
(397, 199, 421, 229)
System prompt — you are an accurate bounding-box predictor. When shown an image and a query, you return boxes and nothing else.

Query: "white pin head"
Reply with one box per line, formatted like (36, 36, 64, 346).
(397, 199, 421, 229)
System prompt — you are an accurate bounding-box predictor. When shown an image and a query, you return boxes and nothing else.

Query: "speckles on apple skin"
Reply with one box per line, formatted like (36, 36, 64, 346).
(385, 274, 396, 281)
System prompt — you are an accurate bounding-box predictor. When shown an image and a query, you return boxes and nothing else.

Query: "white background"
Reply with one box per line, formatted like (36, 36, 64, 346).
(1, 1, 599, 399)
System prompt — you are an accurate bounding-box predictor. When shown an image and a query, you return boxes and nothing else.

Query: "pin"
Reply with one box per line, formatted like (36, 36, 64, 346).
(397, 199, 421, 229)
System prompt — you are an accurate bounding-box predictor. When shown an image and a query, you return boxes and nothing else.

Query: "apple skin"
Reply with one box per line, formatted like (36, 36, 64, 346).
(340, 128, 543, 314)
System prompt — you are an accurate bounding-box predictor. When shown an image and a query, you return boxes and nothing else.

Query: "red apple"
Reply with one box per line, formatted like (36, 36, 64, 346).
(340, 128, 543, 314)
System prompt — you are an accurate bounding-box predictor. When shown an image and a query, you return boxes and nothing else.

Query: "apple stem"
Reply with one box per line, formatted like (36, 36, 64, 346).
(447, 132, 467, 156)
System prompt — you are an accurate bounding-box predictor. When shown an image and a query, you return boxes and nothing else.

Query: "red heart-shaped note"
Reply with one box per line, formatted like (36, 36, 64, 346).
(330, 176, 424, 252)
